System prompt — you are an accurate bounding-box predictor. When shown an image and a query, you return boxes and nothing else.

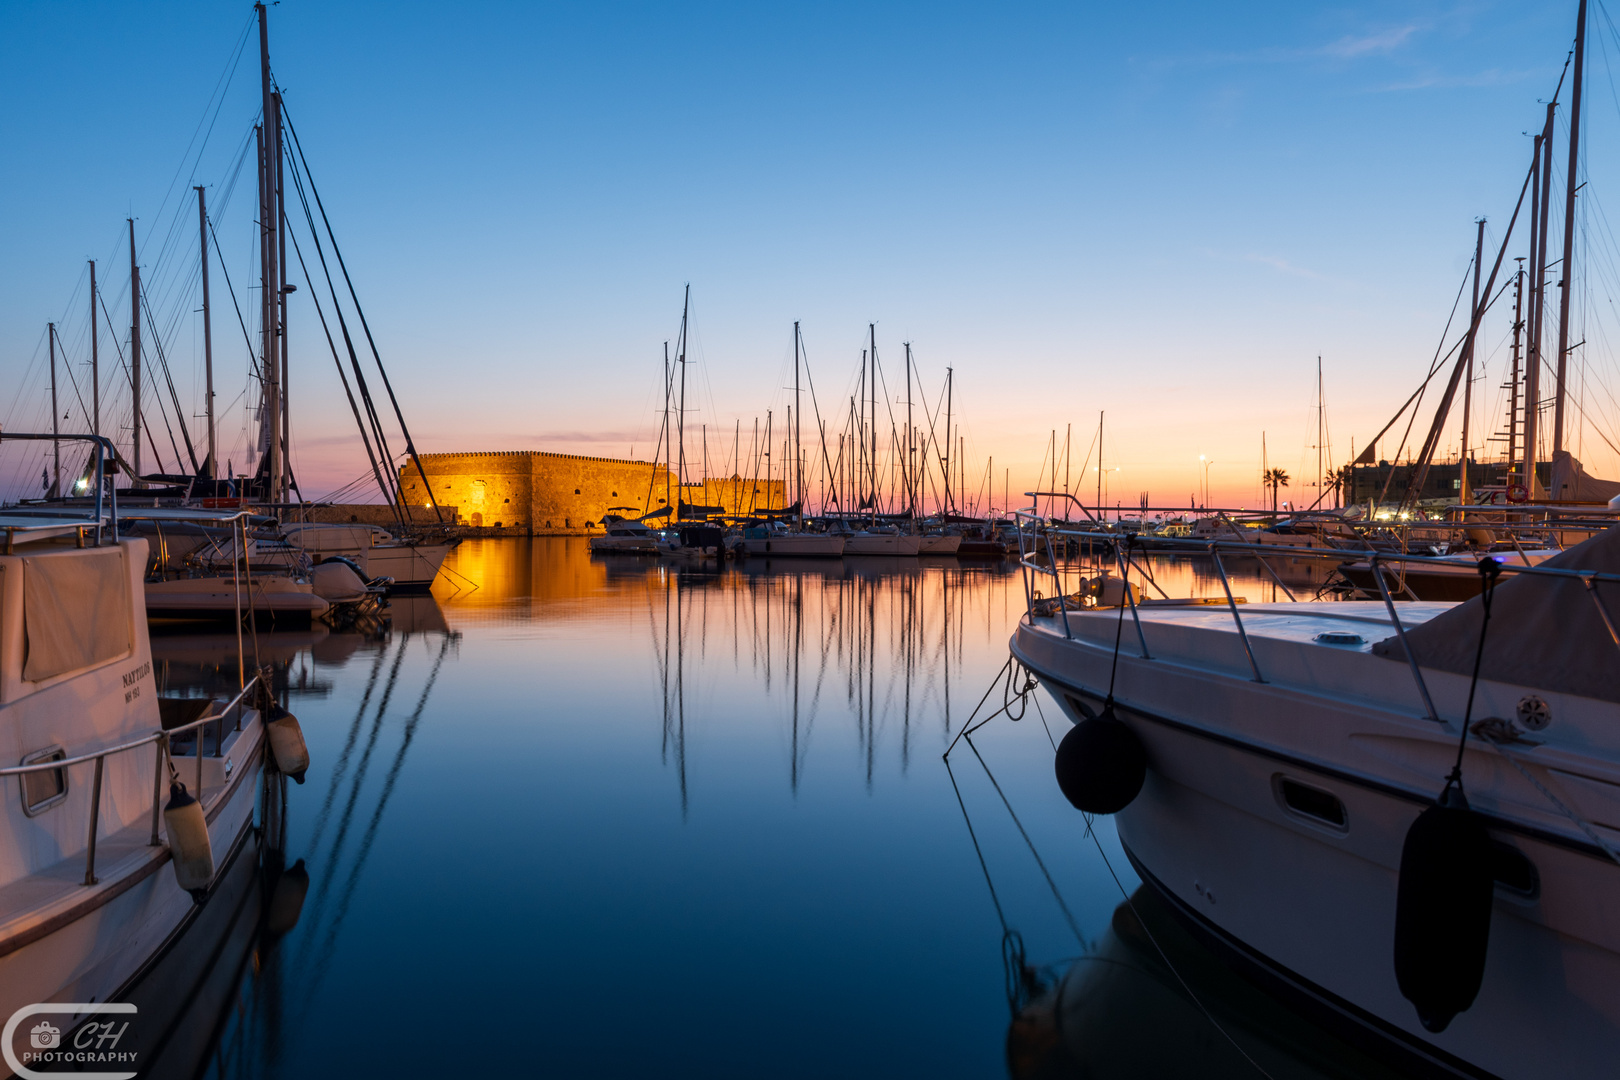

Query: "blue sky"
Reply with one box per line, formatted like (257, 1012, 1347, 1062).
(2, 1, 1613, 508)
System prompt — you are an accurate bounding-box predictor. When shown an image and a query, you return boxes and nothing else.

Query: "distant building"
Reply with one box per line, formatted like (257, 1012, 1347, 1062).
(399, 451, 786, 534)
(1344, 460, 1552, 506)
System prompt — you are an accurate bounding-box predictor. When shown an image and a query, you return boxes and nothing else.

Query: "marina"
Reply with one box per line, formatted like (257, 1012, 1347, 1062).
(3, 1, 1620, 1076)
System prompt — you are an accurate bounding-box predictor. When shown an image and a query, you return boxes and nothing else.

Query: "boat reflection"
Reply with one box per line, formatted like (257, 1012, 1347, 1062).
(648, 554, 1020, 807)
(1007, 888, 1404, 1080)
(106, 616, 456, 1076)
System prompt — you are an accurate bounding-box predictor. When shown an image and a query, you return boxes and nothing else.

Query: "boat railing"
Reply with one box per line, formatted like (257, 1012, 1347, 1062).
(0, 672, 266, 887)
(1014, 512, 1620, 694)
(0, 432, 119, 551)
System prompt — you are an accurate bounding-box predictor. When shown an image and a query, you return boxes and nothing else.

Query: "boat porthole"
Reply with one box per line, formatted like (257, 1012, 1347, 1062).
(1273, 774, 1348, 832)
(1490, 841, 1539, 899)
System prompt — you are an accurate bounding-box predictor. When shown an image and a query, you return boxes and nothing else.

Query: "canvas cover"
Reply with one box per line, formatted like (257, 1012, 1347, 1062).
(22, 547, 132, 682)
(1548, 451, 1620, 504)
(1371, 525, 1620, 704)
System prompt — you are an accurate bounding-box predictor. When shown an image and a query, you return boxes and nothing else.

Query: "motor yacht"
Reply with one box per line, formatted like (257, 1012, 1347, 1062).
(1011, 530, 1620, 1077)
(587, 515, 661, 554)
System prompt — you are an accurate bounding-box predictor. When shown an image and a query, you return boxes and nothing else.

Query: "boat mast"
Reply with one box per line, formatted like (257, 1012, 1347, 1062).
(1096, 411, 1104, 512)
(943, 367, 953, 515)
(663, 341, 671, 514)
(257, 2, 282, 503)
(128, 218, 142, 486)
(1523, 108, 1554, 497)
(276, 90, 290, 501)
(1461, 221, 1483, 504)
(49, 323, 60, 497)
(196, 186, 216, 477)
(794, 321, 802, 522)
(676, 285, 689, 508)
(868, 324, 877, 523)
(89, 260, 98, 440)
(1554, 0, 1588, 457)
(905, 341, 914, 521)
(1308, 354, 1321, 508)
(1508, 261, 1525, 471)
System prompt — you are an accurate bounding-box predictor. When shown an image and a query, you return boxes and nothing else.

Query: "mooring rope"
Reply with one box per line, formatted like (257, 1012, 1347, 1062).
(945, 653, 1274, 1080)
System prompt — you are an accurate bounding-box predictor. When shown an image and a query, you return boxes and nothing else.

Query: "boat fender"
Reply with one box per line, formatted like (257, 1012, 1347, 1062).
(164, 781, 215, 901)
(1053, 708, 1146, 815)
(1393, 784, 1494, 1032)
(266, 704, 310, 784)
(267, 858, 310, 937)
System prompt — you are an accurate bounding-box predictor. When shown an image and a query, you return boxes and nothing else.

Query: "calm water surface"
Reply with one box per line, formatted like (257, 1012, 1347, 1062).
(138, 540, 1332, 1078)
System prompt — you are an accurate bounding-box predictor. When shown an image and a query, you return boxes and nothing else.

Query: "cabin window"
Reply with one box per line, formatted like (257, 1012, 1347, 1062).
(1491, 841, 1539, 898)
(1273, 775, 1347, 831)
(20, 747, 68, 817)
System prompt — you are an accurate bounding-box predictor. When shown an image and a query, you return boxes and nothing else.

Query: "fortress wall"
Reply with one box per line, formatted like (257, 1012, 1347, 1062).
(399, 452, 785, 534)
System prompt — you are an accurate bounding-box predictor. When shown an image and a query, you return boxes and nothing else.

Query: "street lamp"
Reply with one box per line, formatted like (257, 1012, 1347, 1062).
(1201, 457, 1215, 508)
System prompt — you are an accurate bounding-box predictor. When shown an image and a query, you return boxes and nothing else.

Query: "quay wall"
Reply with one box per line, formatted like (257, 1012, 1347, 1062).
(398, 451, 786, 535)
(291, 504, 457, 527)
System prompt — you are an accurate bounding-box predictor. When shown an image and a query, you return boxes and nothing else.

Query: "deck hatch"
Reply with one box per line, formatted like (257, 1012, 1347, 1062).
(1274, 775, 1348, 830)
(20, 745, 68, 817)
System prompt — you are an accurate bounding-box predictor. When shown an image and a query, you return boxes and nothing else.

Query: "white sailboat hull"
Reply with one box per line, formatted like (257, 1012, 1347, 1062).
(917, 534, 962, 555)
(739, 534, 845, 557)
(842, 533, 921, 556)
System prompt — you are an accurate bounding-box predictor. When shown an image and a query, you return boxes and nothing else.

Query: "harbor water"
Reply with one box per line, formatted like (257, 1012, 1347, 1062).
(138, 539, 1348, 1077)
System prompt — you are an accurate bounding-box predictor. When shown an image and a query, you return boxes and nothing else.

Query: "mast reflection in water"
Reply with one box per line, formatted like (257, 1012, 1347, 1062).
(121, 538, 1305, 1077)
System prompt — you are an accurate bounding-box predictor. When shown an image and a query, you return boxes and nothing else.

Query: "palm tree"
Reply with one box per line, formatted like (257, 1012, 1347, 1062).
(1263, 468, 1290, 516)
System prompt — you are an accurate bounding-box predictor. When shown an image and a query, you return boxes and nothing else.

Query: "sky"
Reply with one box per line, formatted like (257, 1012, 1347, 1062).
(3, 0, 1619, 511)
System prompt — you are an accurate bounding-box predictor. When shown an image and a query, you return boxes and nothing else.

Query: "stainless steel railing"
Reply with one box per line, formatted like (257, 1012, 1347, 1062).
(0, 673, 263, 886)
(1014, 512, 1620, 699)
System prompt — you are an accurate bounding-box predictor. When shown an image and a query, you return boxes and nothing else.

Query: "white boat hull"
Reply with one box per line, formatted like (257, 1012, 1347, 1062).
(842, 533, 921, 556)
(1012, 605, 1620, 1079)
(145, 576, 329, 623)
(739, 534, 845, 557)
(917, 534, 962, 555)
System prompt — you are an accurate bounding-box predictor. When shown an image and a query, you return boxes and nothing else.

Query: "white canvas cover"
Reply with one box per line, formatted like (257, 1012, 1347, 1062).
(1372, 525, 1620, 704)
(22, 547, 132, 682)
(1548, 451, 1620, 504)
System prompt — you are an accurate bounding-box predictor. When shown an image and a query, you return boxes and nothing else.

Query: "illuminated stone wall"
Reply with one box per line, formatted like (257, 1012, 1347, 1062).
(399, 452, 786, 534)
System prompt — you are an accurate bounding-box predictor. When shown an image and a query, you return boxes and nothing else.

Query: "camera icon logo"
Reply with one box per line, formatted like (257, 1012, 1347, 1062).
(30, 1022, 60, 1049)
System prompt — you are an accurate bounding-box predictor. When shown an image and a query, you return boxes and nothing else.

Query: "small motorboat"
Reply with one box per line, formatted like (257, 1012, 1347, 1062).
(588, 515, 661, 554)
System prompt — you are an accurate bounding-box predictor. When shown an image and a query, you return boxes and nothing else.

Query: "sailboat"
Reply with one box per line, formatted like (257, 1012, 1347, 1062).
(735, 323, 844, 557)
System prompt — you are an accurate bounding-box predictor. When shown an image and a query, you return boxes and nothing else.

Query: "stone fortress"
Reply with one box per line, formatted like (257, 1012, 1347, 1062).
(398, 451, 787, 535)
